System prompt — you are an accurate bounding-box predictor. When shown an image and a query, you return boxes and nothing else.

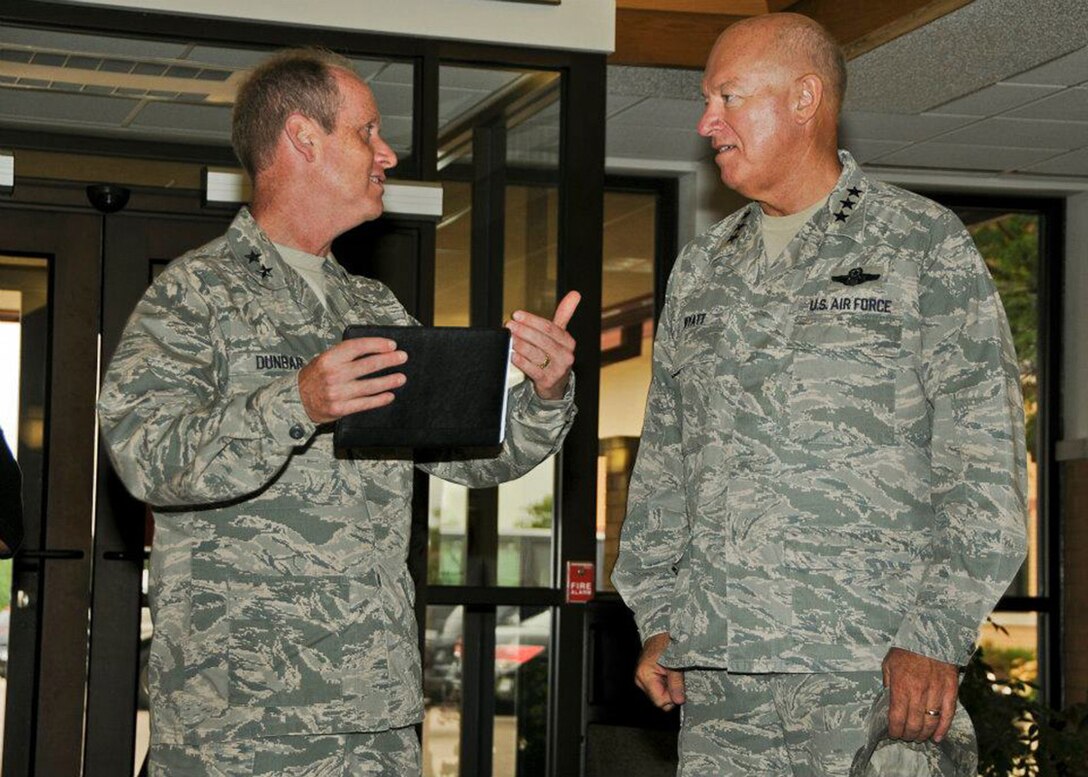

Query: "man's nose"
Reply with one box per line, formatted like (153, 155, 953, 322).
(379, 139, 397, 170)
(697, 107, 719, 137)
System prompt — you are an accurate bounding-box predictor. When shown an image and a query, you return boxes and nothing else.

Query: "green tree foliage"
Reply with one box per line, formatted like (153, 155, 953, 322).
(967, 213, 1039, 451)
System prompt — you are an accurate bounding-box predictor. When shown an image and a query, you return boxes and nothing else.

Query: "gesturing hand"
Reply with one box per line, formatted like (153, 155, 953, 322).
(297, 337, 407, 424)
(882, 647, 959, 743)
(507, 291, 581, 400)
(635, 632, 686, 712)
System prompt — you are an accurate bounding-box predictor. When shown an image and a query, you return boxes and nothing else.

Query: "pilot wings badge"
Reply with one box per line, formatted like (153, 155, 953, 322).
(831, 267, 881, 286)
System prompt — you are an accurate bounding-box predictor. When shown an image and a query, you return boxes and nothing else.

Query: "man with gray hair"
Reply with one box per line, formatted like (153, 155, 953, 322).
(612, 13, 1026, 776)
(99, 48, 580, 775)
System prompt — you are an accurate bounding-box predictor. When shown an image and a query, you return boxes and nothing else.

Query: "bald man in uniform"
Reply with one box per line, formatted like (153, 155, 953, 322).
(613, 14, 1026, 776)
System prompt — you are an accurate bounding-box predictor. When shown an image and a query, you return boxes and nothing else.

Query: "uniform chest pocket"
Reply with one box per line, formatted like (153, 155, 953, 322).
(788, 315, 901, 449)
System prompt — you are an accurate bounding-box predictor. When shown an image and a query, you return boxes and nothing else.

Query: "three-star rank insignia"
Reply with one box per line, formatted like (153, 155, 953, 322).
(832, 267, 881, 286)
(832, 185, 863, 223)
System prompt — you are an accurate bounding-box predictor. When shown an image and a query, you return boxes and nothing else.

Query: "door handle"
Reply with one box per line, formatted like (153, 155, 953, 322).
(16, 549, 85, 560)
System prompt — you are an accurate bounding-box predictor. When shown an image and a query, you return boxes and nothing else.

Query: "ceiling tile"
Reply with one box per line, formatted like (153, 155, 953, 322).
(930, 83, 1062, 116)
(606, 93, 642, 119)
(1007, 45, 1088, 86)
(1007, 87, 1088, 122)
(440, 66, 522, 92)
(128, 101, 232, 137)
(437, 87, 491, 124)
(840, 111, 975, 143)
(938, 116, 1087, 149)
(0, 87, 137, 125)
(182, 45, 266, 69)
(369, 81, 413, 118)
(607, 97, 703, 130)
(1021, 146, 1088, 175)
(370, 61, 413, 86)
(842, 139, 911, 164)
(876, 142, 1059, 172)
(606, 124, 705, 162)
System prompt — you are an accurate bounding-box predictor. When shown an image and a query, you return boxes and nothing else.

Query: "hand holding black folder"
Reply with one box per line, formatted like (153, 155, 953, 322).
(333, 326, 512, 449)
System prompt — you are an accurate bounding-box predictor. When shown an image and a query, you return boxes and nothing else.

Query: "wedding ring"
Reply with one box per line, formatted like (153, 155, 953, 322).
(924, 708, 942, 717)
(538, 354, 551, 369)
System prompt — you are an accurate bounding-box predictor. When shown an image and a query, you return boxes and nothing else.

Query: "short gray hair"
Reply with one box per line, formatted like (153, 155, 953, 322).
(231, 47, 356, 177)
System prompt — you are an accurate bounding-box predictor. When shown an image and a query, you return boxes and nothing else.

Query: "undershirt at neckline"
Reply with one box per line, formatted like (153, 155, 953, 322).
(274, 242, 329, 308)
(759, 196, 829, 263)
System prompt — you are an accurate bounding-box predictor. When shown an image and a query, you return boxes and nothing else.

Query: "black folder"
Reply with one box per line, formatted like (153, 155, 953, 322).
(333, 325, 513, 449)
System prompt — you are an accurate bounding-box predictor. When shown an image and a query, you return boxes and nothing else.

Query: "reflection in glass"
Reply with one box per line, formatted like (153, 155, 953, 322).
(423, 606, 463, 777)
(0, 27, 415, 166)
(961, 211, 1040, 599)
(596, 191, 657, 590)
(496, 457, 555, 588)
(0, 255, 49, 773)
(493, 606, 550, 777)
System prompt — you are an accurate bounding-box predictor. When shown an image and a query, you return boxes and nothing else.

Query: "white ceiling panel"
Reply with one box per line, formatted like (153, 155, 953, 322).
(129, 101, 232, 137)
(371, 62, 414, 86)
(606, 94, 643, 119)
(181, 45, 267, 70)
(1007, 87, 1088, 122)
(437, 87, 491, 124)
(840, 111, 975, 143)
(0, 87, 138, 125)
(439, 66, 522, 92)
(930, 83, 1063, 117)
(1007, 45, 1088, 86)
(938, 116, 1087, 149)
(369, 81, 413, 118)
(877, 142, 1060, 172)
(606, 124, 706, 162)
(608, 97, 705, 131)
(1021, 146, 1088, 176)
(842, 139, 911, 164)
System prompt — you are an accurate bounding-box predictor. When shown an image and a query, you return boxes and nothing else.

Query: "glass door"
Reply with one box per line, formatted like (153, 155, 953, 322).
(0, 206, 101, 777)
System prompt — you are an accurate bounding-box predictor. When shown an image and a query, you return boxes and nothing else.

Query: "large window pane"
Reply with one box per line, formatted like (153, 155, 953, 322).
(0, 28, 414, 171)
(958, 209, 1041, 599)
(596, 190, 657, 591)
(423, 605, 463, 777)
(493, 606, 550, 777)
(0, 255, 49, 773)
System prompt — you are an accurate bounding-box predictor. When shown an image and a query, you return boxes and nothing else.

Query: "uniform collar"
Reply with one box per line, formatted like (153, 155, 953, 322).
(226, 206, 290, 292)
(821, 150, 869, 244)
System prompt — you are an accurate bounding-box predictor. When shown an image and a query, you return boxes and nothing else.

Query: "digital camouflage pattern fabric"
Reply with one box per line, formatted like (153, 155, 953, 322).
(150, 726, 420, 776)
(98, 207, 576, 747)
(612, 151, 1027, 673)
(679, 672, 976, 777)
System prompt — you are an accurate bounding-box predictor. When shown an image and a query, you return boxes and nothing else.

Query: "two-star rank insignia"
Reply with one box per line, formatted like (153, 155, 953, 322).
(726, 210, 751, 245)
(246, 250, 261, 264)
(832, 267, 881, 286)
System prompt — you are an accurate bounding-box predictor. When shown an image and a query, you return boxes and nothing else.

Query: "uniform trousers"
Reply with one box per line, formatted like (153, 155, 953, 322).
(149, 726, 420, 777)
(679, 670, 884, 777)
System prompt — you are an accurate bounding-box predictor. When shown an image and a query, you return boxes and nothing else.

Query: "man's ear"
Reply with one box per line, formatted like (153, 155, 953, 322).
(284, 113, 319, 161)
(794, 74, 824, 123)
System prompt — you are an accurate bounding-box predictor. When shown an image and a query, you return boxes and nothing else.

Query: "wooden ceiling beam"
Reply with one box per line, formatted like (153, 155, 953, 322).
(612, 0, 976, 68)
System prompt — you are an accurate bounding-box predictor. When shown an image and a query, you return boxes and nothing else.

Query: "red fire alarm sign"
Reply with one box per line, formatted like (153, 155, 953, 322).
(566, 561, 595, 603)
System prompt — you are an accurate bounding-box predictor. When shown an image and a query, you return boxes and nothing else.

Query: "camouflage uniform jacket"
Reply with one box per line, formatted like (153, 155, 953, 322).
(98, 208, 576, 745)
(612, 151, 1027, 673)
